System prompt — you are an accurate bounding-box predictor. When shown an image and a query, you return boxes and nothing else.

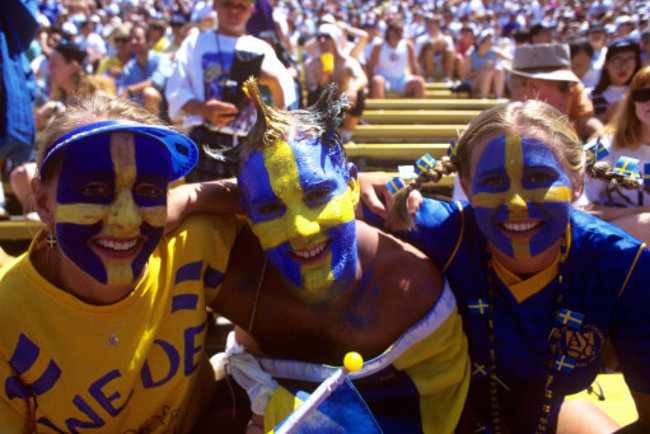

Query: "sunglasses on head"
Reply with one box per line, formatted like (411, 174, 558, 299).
(632, 87, 650, 103)
(114, 37, 129, 44)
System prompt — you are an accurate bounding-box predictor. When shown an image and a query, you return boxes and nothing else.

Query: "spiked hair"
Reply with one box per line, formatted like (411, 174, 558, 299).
(239, 77, 349, 170)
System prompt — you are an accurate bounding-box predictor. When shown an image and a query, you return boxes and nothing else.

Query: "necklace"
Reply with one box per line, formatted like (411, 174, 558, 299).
(482, 234, 571, 434)
(61, 280, 130, 347)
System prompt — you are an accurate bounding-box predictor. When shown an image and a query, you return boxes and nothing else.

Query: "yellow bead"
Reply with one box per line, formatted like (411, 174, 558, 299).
(343, 352, 363, 372)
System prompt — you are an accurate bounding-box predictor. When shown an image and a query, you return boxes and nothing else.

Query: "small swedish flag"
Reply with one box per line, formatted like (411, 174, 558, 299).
(415, 153, 436, 175)
(644, 163, 650, 187)
(613, 156, 641, 179)
(554, 355, 576, 373)
(386, 177, 406, 195)
(472, 422, 490, 433)
(555, 309, 584, 329)
(472, 362, 488, 378)
(585, 137, 609, 161)
(468, 299, 489, 315)
(447, 139, 457, 158)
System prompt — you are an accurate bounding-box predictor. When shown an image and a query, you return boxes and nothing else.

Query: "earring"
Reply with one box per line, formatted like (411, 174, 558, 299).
(46, 232, 57, 248)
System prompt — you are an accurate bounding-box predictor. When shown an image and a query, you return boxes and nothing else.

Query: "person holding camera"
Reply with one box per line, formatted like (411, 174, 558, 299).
(165, 0, 297, 181)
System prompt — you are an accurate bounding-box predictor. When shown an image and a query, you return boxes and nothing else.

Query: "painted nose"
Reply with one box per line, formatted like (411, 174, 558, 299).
(506, 191, 528, 212)
(287, 211, 320, 240)
(106, 187, 142, 231)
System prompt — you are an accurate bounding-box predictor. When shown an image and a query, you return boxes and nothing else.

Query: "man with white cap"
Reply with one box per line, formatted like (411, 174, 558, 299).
(166, 0, 296, 181)
(304, 22, 368, 144)
(506, 43, 603, 139)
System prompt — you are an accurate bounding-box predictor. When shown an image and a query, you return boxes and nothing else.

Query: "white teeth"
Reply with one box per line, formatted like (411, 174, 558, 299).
(293, 242, 326, 259)
(97, 239, 138, 251)
(502, 221, 540, 232)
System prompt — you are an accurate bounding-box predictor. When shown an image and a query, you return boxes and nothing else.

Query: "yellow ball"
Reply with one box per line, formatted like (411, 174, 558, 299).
(343, 352, 364, 372)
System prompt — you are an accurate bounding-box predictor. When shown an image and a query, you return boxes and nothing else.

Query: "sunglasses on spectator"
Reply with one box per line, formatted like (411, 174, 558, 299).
(114, 37, 129, 44)
(632, 88, 650, 103)
(609, 55, 636, 68)
(317, 33, 333, 40)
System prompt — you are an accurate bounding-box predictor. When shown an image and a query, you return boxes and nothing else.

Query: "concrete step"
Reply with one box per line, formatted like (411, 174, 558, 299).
(362, 109, 480, 124)
(365, 98, 500, 110)
(353, 124, 465, 140)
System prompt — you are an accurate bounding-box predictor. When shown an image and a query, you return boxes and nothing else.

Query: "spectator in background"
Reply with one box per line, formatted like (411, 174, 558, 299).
(529, 21, 552, 44)
(615, 15, 636, 39)
(454, 24, 475, 83)
(0, 0, 39, 221)
(464, 28, 505, 99)
(11, 42, 115, 219)
(583, 22, 608, 89)
(96, 23, 132, 80)
(415, 14, 454, 84)
(148, 18, 171, 52)
(507, 43, 604, 140)
(641, 30, 650, 66)
(76, 16, 106, 73)
(569, 38, 595, 83)
(119, 23, 173, 117)
(577, 65, 650, 245)
(590, 37, 641, 124)
(368, 17, 424, 99)
(165, 0, 294, 181)
(304, 23, 368, 144)
(501, 11, 523, 38)
(164, 14, 190, 60)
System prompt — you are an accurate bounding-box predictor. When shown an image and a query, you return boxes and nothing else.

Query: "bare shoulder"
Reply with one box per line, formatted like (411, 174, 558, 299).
(356, 220, 443, 305)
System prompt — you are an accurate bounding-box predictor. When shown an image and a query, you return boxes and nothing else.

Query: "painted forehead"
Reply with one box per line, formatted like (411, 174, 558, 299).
(241, 136, 346, 196)
(57, 132, 171, 203)
(475, 135, 566, 174)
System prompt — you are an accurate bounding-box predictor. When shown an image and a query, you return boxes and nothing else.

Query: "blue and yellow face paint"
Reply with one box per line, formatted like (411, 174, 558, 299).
(238, 135, 360, 303)
(470, 136, 573, 259)
(55, 132, 170, 286)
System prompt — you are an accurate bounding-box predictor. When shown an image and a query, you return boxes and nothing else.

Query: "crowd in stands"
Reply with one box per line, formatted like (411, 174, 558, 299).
(1, 0, 650, 432)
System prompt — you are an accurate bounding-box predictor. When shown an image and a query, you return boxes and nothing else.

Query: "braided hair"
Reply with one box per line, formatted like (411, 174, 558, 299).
(388, 99, 644, 230)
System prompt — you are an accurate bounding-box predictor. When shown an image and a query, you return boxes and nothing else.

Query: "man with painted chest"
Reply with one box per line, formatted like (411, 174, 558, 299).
(207, 79, 470, 433)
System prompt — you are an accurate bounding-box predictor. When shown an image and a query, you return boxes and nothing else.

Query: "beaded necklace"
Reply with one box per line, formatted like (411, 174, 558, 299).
(481, 232, 571, 434)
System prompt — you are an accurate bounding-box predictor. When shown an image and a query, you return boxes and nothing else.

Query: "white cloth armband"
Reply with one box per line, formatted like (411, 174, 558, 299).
(220, 331, 279, 416)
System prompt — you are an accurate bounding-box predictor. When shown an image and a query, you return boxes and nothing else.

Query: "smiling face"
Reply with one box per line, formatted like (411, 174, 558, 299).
(605, 49, 638, 86)
(53, 132, 170, 286)
(468, 135, 573, 260)
(238, 134, 360, 303)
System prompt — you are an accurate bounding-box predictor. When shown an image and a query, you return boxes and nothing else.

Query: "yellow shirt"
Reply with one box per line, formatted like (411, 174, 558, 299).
(0, 214, 242, 433)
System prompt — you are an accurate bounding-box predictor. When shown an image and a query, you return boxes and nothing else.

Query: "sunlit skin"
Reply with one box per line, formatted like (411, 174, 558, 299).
(571, 50, 593, 80)
(47, 49, 78, 91)
(466, 135, 573, 261)
(238, 134, 361, 304)
(213, 0, 254, 37)
(54, 132, 169, 286)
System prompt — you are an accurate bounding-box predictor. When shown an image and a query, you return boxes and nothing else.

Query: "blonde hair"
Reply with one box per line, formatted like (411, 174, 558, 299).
(388, 99, 640, 230)
(38, 96, 173, 181)
(606, 65, 650, 151)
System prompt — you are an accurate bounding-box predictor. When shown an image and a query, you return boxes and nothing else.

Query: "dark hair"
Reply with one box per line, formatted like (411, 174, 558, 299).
(593, 37, 641, 94)
(54, 42, 87, 65)
(238, 78, 348, 173)
(569, 38, 594, 59)
(513, 29, 530, 44)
